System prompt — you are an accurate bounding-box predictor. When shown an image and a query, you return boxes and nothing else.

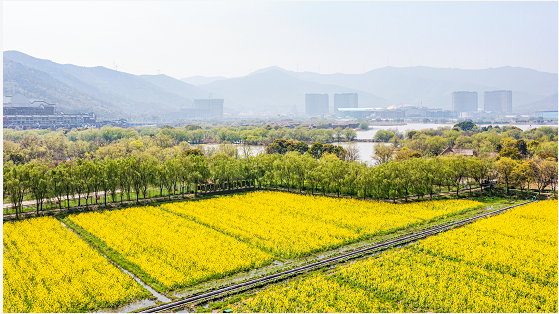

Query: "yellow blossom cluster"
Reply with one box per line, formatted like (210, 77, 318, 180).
(67, 206, 273, 290)
(162, 191, 481, 258)
(3, 217, 149, 313)
(232, 273, 395, 313)
(234, 200, 557, 313)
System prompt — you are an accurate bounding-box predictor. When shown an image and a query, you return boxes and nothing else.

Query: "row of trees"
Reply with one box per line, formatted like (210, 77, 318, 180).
(5, 144, 557, 218)
(375, 124, 557, 158)
(4, 124, 557, 166)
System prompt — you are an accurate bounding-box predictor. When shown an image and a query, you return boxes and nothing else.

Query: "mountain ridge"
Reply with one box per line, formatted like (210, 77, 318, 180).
(4, 50, 557, 117)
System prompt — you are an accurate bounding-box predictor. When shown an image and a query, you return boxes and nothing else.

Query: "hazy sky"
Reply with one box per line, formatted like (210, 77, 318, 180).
(3, 1, 558, 79)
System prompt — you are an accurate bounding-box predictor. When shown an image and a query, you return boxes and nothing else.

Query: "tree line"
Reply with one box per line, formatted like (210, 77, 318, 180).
(4, 140, 557, 219)
(4, 124, 557, 167)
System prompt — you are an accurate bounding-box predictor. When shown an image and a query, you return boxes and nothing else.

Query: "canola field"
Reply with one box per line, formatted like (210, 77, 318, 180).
(233, 200, 558, 313)
(3, 191, 486, 312)
(161, 191, 481, 258)
(66, 206, 273, 290)
(3, 217, 150, 313)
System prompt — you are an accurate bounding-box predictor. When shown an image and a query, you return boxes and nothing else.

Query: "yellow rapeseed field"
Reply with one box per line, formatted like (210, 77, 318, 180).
(3, 217, 150, 313)
(162, 191, 481, 258)
(67, 206, 274, 290)
(234, 200, 558, 313)
(232, 273, 396, 313)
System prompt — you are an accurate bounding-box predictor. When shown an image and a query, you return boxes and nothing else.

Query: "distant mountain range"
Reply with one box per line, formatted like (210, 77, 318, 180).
(180, 76, 228, 86)
(4, 50, 557, 120)
(3, 51, 206, 119)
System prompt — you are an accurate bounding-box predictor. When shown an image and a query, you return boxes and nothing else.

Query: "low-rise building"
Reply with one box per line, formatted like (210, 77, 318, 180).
(3, 94, 55, 115)
(3, 114, 96, 129)
(3, 94, 97, 129)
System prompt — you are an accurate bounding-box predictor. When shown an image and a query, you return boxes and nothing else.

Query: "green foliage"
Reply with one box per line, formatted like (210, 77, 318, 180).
(498, 147, 523, 161)
(182, 148, 204, 157)
(343, 127, 357, 141)
(4, 125, 558, 211)
(374, 130, 395, 142)
(358, 121, 369, 130)
(454, 121, 476, 131)
(265, 139, 309, 155)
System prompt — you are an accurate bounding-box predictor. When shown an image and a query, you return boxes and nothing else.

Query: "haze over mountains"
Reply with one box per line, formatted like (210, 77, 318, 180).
(3, 50, 557, 120)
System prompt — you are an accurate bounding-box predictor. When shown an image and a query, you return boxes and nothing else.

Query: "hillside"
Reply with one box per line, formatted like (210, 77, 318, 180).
(4, 50, 557, 117)
(180, 75, 228, 86)
(139, 74, 209, 101)
(520, 93, 559, 113)
(3, 51, 194, 115)
(3, 58, 123, 118)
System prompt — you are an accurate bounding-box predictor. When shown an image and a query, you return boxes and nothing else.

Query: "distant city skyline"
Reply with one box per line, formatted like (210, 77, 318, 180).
(3, 1, 558, 78)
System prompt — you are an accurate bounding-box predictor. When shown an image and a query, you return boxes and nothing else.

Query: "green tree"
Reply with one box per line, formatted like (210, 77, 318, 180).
(28, 162, 51, 214)
(454, 121, 476, 131)
(334, 127, 343, 143)
(372, 144, 392, 165)
(358, 121, 369, 130)
(5, 164, 31, 218)
(511, 161, 534, 194)
(515, 139, 528, 158)
(374, 130, 395, 142)
(495, 157, 518, 193)
(468, 157, 494, 191)
(308, 142, 324, 159)
(49, 165, 68, 209)
(343, 127, 357, 142)
(498, 147, 523, 160)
